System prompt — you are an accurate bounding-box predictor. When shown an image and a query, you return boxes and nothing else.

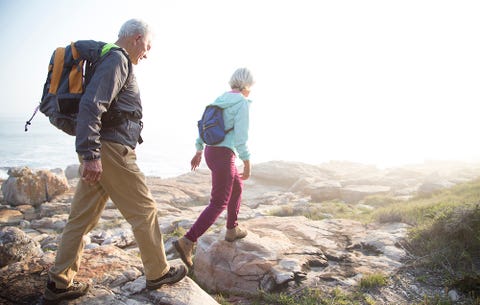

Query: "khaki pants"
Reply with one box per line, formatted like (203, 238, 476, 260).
(49, 141, 169, 288)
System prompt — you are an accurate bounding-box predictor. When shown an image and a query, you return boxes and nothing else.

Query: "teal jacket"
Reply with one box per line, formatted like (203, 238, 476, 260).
(195, 91, 251, 161)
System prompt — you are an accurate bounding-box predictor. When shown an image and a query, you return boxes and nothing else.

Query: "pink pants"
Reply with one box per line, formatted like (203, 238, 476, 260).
(185, 146, 243, 242)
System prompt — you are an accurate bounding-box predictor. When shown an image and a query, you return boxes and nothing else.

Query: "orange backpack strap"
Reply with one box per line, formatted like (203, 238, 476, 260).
(68, 42, 84, 94)
(48, 47, 65, 94)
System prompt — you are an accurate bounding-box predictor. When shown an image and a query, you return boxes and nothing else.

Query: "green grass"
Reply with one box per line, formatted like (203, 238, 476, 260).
(212, 287, 382, 305)
(170, 225, 186, 238)
(250, 288, 373, 305)
(359, 273, 388, 289)
(369, 178, 480, 298)
(371, 178, 480, 226)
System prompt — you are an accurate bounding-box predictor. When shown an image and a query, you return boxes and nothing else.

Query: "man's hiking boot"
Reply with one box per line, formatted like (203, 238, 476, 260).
(173, 236, 195, 268)
(225, 226, 248, 242)
(44, 280, 89, 302)
(146, 264, 187, 290)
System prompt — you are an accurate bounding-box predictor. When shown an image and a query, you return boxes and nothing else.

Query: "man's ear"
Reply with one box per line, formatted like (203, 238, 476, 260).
(134, 34, 143, 43)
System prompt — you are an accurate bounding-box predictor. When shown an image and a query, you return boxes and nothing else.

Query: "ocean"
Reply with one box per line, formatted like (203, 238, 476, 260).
(0, 115, 194, 180)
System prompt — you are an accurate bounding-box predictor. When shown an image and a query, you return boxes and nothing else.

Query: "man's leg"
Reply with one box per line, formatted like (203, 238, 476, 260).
(46, 172, 108, 301)
(98, 141, 172, 281)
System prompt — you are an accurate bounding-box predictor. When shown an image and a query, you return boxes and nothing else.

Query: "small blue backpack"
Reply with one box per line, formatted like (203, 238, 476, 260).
(198, 105, 233, 145)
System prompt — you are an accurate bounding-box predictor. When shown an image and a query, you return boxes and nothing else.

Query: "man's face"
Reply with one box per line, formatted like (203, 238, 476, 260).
(129, 32, 152, 65)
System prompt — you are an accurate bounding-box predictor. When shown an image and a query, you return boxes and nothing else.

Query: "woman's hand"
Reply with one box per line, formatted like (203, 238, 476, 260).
(191, 151, 202, 171)
(240, 160, 251, 180)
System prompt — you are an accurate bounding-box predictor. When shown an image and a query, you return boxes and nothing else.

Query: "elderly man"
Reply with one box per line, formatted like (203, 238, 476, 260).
(44, 18, 186, 302)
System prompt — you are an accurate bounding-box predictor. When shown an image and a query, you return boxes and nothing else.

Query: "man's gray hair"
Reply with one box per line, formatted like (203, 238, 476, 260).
(229, 68, 255, 90)
(118, 18, 151, 38)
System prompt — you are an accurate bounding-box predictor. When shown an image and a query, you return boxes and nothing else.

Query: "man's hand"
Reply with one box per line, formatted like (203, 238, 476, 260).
(81, 159, 103, 185)
(240, 160, 251, 180)
(191, 151, 202, 171)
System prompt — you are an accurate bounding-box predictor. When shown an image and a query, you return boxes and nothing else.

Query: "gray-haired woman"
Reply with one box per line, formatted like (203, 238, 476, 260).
(174, 67, 255, 268)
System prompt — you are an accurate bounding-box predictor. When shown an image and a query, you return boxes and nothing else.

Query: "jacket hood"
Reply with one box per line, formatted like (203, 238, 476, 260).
(210, 91, 250, 109)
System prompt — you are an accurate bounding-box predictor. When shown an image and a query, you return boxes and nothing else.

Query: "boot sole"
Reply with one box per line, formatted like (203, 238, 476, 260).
(146, 266, 188, 290)
(44, 284, 89, 303)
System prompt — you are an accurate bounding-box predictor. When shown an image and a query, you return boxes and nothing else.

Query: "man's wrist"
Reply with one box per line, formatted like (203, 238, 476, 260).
(82, 155, 101, 161)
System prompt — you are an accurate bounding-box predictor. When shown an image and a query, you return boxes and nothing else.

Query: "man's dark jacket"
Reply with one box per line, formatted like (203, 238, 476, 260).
(76, 49, 142, 160)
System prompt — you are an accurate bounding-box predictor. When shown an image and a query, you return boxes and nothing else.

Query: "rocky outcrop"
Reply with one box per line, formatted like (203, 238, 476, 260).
(1, 167, 69, 206)
(0, 242, 219, 305)
(193, 217, 408, 295)
(251, 161, 333, 187)
(1, 160, 479, 304)
(247, 160, 480, 202)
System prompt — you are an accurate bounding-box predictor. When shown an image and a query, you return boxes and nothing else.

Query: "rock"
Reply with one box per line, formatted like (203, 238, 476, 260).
(0, 245, 218, 305)
(448, 289, 460, 302)
(0, 252, 55, 304)
(146, 170, 211, 206)
(417, 180, 455, 196)
(193, 216, 408, 296)
(290, 178, 342, 202)
(65, 164, 80, 180)
(39, 201, 71, 218)
(15, 204, 37, 221)
(31, 214, 69, 231)
(1, 167, 69, 206)
(0, 209, 23, 225)
(340, 185, 391, 203)
(0, 226, 43, 268)
(148, 276, 220, 305)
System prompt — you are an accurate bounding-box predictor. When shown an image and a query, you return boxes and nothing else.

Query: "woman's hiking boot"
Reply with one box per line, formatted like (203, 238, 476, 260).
(225, 226, 248, 242)
(44, 280, 89, 302)
(146, 264, 187, 290)
(173, 236, 195, 268)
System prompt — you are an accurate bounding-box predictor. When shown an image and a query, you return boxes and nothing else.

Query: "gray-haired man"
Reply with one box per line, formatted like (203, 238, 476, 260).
(45, 18, 186, 302)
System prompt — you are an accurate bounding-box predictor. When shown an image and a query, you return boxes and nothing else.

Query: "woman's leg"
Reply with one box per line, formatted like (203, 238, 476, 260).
(185, 146, 236, 242)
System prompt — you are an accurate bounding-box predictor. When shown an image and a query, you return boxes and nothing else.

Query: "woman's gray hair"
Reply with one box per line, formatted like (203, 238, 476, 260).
(118, 19, 151, 38)
(229, 68, 255, 90)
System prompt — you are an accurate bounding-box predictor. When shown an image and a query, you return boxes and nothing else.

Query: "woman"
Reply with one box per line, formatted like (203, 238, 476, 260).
(174, 67, 254, 268)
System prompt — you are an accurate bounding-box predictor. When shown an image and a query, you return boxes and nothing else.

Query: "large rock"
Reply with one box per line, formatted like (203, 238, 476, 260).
(0, 226, 43, 268)
(147, 169, 212, 206)
(290, 177, 342, 202)
(193, 216, 408, 295)
(1, 167, 69, 206)
(0, 245, 219, 305)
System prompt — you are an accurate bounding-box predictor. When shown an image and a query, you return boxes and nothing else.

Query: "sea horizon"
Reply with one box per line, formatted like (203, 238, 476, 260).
(0, 114, 195, 179)
(3, 114, 480, 181)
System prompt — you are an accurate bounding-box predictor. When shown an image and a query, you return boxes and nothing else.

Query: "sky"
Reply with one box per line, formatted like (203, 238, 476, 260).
(1, 0, 479, 169)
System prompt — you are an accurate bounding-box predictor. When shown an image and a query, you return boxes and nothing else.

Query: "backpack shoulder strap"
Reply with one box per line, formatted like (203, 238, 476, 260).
(101, 44, 132, 90)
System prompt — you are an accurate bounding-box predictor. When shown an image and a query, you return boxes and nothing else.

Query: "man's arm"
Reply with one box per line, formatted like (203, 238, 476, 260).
(76, 51, 130, 183)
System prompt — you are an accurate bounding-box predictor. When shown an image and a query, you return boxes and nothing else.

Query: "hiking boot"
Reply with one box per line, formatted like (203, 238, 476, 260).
(225, 226, 248, 242)
(146, 264, 187, 290)
(173, 236, 195, 268)
(44, 280, 89, 302)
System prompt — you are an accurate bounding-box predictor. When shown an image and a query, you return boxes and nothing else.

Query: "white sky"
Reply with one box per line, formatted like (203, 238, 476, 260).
(1, 0, 479, 168)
